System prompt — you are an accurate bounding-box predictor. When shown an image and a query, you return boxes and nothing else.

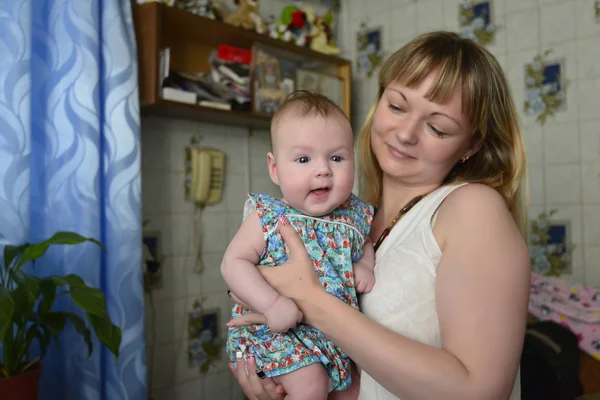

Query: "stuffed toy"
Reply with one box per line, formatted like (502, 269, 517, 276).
(271, 5, 316, 47)
(224, 0, 265, 34)
(137, 0, 176, 5)
(310, 10, 340, 55)
(176, 0, 216, 19)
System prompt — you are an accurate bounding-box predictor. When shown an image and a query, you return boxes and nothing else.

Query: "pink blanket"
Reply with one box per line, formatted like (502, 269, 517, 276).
(528, 272, 600, 359)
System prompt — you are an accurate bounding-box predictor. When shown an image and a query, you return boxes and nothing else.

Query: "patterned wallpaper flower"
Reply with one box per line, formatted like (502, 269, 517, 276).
(187, 299, 222, 374)
(524, 50, 566, 125)
(530, 209, 575, 277)
(356, 22, 384, 78)
(459, 0, 497, 46)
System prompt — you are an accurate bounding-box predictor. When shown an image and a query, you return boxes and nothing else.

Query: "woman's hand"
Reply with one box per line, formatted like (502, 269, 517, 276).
(229, 353, 361, 400)
(229, 353, 285, 400)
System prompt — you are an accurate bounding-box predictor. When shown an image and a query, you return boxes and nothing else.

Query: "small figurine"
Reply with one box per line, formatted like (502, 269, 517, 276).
(272, 5, 315, 47)
(310, 11, 340, 55)
(176, 0, 216, 19)
(137, 0, 176, 5)
(310, 18, 340, 55)
(265, 14, 279, 39)
(224, 0, 265, 34)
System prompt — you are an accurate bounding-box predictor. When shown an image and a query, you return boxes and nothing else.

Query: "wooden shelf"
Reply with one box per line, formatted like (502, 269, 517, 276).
(160, 5, 349, 66)
(142, 99, 272, 129)
(133, 3, 352, 129)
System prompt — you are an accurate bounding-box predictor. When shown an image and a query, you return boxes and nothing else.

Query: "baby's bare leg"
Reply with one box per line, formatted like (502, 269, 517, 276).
(328, 364, 360, 400)
(273, 363, 329, 400)
(328, 387, 358, 400)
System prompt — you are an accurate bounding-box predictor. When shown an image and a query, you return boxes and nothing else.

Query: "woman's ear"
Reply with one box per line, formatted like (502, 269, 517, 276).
(466, 139, 483, 159)
(267, 152, 279, 185)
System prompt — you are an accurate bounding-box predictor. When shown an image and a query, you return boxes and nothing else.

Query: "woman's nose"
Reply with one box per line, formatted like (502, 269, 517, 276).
(395, 117, 419, 145)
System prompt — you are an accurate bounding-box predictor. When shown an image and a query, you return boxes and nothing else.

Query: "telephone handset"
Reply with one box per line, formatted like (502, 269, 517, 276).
(185, 146, 225, 273)
(187, 147, 225, 207)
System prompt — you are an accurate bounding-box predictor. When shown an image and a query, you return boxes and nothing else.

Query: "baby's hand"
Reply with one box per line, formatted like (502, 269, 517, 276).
(263, 295, 303, 333)
(353, 240, 376, 293)
(354, 263, 376, 294)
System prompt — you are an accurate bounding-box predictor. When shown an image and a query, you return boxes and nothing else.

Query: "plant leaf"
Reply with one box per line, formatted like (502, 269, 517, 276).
(21, 324, 48, 364)
(3, 245, 26, 269)
(36, 326, 52, 360)
(0, 285, 15, 342)
(40, 232, 104, 250)
(12, 271, 40, 322)
(39, 311, 67, 348)
(37, 276, 60, 314)
(17, 243, 50, 269)
(63, 312, 93, 357)
(88, 314, 121, 360)
(63, 275, 121, 359)
(24, 324, 40, 358)
(64, 275, 110, 320)
(15, 232, 105, 270)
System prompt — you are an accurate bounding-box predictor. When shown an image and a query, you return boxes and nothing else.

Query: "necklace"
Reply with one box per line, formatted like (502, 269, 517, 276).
(373, 195, 426, 252)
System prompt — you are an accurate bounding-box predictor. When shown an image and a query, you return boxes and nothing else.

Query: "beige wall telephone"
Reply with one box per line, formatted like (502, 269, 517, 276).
(187, 147, 225, 207)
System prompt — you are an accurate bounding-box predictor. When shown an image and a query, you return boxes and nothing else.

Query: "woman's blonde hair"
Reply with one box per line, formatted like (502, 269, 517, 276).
(358, 31, 529, 238)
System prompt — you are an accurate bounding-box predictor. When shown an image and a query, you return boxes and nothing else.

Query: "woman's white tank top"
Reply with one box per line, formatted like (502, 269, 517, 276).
(358, 184, 521, 400)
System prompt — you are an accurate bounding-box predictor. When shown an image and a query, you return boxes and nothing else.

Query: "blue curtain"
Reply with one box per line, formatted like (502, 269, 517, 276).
(0, 0, 145, 399)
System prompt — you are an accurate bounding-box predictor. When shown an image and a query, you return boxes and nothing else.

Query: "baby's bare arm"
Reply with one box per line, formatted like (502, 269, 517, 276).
(354, 239, 375, 271)
(220, 211, 280, 313)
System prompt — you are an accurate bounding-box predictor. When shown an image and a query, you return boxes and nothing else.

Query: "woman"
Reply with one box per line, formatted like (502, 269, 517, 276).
(229, 31, 530, 400)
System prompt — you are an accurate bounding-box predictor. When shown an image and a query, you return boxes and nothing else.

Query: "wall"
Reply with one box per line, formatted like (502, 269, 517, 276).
(141, 0, 600, 398)
(338, 0, 600, 286)
(142, 117, 279, 399)
(140, 0, 331, 395)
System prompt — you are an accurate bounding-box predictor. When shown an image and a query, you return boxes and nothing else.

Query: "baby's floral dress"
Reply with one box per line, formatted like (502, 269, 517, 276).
(226, 192, 374, 391)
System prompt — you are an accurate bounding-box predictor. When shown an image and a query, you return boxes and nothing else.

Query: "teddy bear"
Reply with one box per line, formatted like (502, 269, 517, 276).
(224, 0, 265, 34)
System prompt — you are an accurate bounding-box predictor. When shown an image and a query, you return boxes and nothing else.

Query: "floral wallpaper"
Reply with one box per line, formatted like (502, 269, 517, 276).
(459, 0, 497, 46)
(524, 50, 566, 126)
(530, 210, 575, 277)
(187, 299, 222, 373)
(356, 22, 384, 78)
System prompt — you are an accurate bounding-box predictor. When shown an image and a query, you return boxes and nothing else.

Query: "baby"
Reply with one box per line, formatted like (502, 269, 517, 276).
(222, 90, 375, 399)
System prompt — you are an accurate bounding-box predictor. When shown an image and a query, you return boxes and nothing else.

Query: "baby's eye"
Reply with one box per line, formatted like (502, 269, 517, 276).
(330, 156, 343, 162)
(296, 157, 310, 163)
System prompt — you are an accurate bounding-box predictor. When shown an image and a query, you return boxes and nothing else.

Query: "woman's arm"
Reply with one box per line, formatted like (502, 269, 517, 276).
(261, 185, 530, 399)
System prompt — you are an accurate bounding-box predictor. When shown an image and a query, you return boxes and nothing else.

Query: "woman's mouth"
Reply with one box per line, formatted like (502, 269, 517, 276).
(387, 144, 416, 160)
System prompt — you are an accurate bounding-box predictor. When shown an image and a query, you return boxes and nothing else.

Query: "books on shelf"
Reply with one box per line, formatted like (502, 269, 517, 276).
(161, 87, 196, 104)
(158, 45, 252, 112)
(199, 101, 231, 111)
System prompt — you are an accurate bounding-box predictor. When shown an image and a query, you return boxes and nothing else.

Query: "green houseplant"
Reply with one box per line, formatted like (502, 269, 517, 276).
(0, 232, 122, 399)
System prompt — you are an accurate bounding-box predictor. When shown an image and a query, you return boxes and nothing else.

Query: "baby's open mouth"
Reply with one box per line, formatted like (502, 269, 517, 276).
(311, 187, 330, 196)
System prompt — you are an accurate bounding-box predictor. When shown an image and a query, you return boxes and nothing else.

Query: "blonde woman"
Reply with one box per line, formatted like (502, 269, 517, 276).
(229, 31, 530, 400)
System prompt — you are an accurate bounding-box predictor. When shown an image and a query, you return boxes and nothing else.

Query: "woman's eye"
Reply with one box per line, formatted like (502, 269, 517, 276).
(429, 124, 449, 138)
(296, 157, 310, 163)
(388, 103, 404, 112)
(330, 156, 343, 162)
